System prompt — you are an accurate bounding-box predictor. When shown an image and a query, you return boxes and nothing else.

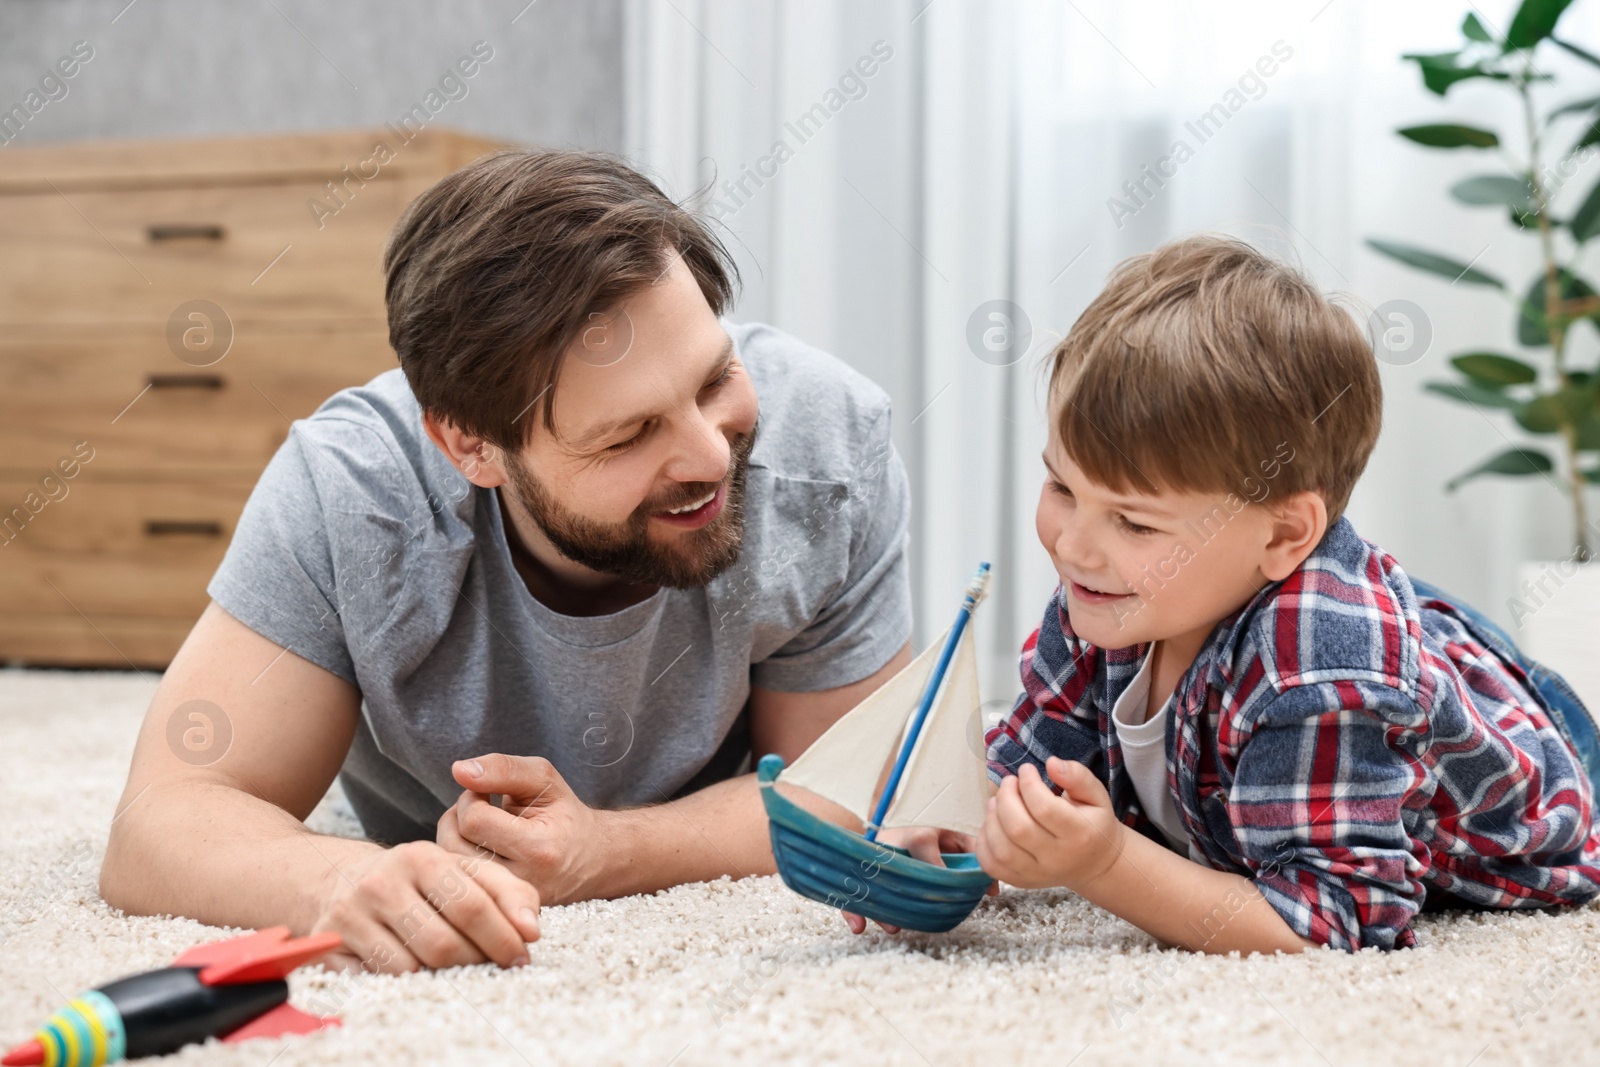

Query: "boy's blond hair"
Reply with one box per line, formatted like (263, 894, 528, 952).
(1047, 234, 1381, 521)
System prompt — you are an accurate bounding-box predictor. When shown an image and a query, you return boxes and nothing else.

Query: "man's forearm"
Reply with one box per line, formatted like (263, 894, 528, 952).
(101, 777, 378, 935)
(592, 773, 860, 899)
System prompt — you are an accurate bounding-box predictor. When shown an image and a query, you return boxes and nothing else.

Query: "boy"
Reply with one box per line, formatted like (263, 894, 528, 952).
(975, 235, 1600, 954)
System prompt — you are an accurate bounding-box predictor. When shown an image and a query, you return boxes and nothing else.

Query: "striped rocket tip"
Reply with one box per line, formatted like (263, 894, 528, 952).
(2, 1039, 45, 1067)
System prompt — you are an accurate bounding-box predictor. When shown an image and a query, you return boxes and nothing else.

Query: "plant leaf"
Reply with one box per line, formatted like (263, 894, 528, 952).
(1516, 384, 1596, 432)
(1570, 173, 1600, 241)
(1516, 400, 1561, 432)
(1505, 0, 1576, 49)
(1366, 238, 1506, 288)
(1550, 94, 1600, 119)
(1445, 447, 1554, 490)
(1576, 416, 1600, 450)
(1450, 174, 1539, 211)
(1401, 51, 1512, 95)
(1563, 381, 1600, 416)
(1552, 36, 1600, 69)
(1424, 381, 1524, 409)
(1510, 205, 1551, 229)
(1519, 394, 1572, 432)
(1397, 122, 1500, 148)
(1463, 12, 1495, 42)
(1517, 268, 1600, 345)
(1451, 351, 1538, 385)
(1576, 116, 1600, 152)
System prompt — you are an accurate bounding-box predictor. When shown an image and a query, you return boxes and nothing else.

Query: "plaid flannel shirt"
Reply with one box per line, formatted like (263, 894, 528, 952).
(985, 516, 1600, 951)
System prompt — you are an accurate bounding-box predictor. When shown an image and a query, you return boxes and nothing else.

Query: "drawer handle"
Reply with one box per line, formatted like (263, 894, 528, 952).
(147, 373, 224, 390)
(144, 520, 223, 538)
(147, 223, 225, 241)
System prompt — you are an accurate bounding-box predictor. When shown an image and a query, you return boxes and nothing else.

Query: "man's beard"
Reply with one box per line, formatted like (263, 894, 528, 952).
(503, 424, 757, 589)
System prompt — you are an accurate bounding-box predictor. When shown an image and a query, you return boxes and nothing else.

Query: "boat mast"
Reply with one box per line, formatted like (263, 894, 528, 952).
(863, 561, 990, 842)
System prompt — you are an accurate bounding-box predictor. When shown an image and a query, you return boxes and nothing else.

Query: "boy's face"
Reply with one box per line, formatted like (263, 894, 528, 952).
(1034, 429, 1286, 652)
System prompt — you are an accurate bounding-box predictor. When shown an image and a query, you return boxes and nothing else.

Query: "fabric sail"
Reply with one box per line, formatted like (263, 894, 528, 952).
(881, 621, 991, 837)
(779, 626, 949, 823)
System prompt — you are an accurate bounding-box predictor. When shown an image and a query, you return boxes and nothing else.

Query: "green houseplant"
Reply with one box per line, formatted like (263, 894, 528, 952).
(1368, 0, 1600, 561)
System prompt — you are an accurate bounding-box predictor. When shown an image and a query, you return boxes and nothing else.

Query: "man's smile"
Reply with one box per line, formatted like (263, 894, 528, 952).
(651, 482, 727, 530)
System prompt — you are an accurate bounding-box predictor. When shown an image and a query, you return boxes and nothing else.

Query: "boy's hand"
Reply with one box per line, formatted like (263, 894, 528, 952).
(839, 826, 998, 935)
(976, 757, 1126, 891)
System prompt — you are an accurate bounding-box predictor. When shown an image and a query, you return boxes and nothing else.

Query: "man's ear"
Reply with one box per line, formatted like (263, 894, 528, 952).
(421, 411, 509, 488)
(1260, 490, 1328, 582)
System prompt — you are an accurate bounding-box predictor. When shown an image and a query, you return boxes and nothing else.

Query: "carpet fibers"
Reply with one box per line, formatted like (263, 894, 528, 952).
(2, 669, 1598, 1066)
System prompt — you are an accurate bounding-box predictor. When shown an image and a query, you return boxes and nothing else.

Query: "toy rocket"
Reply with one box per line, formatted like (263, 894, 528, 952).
(2, 926, 343, 1067)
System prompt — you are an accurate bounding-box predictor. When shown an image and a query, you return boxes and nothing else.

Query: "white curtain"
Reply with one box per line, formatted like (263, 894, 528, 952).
(624, 0, 1600, 704)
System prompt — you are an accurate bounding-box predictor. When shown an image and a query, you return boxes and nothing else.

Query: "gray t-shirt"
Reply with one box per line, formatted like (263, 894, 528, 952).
(207, 321, 912, 844)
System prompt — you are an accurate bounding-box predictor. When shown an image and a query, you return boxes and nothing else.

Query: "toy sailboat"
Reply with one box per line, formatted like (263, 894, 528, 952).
(758, 562, 996, 933)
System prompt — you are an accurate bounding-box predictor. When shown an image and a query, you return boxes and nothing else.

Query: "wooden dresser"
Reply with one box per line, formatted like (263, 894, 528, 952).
(0, 128, 507, 668)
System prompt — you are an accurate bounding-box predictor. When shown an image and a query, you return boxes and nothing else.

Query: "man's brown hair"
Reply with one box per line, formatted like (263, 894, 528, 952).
(383, 147, 739, 450)
(1046, 234, 1381, 521)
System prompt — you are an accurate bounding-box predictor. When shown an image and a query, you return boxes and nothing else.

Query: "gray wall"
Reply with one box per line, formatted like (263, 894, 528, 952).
(0, 0, 621, 150)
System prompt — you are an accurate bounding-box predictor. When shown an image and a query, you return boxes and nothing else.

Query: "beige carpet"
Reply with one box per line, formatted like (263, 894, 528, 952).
(2, 669, 1599, 1066)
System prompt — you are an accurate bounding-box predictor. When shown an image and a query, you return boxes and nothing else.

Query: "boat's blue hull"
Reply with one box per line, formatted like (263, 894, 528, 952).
(757, 754, 990, 933)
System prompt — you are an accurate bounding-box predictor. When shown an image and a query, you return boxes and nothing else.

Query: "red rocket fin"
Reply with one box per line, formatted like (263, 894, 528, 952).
(171, 925, 296, 967)
(220, 1002, 341, 1044)
(171, 925, 345, 985)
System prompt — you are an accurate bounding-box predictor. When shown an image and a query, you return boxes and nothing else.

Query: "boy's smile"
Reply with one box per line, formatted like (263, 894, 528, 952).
(1064, 577, 1135, 606)
(1034, 428, 1320, 661)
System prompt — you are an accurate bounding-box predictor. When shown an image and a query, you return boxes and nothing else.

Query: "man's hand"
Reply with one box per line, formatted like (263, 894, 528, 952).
(436, 754, 611, 906)
(839, 826, 998, 935)
(976, 757, 1127, 891)
(309, 841, 542, 974)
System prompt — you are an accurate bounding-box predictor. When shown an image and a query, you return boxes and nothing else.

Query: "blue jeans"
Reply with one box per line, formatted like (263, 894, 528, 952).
(1411, 577, 1600, 799)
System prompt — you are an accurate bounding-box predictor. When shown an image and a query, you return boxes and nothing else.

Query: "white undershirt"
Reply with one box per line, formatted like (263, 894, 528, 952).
(1110, 646, 1190, 852)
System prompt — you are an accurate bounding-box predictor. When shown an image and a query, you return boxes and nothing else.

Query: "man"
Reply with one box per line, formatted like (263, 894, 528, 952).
(100, 148, 913, 974)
